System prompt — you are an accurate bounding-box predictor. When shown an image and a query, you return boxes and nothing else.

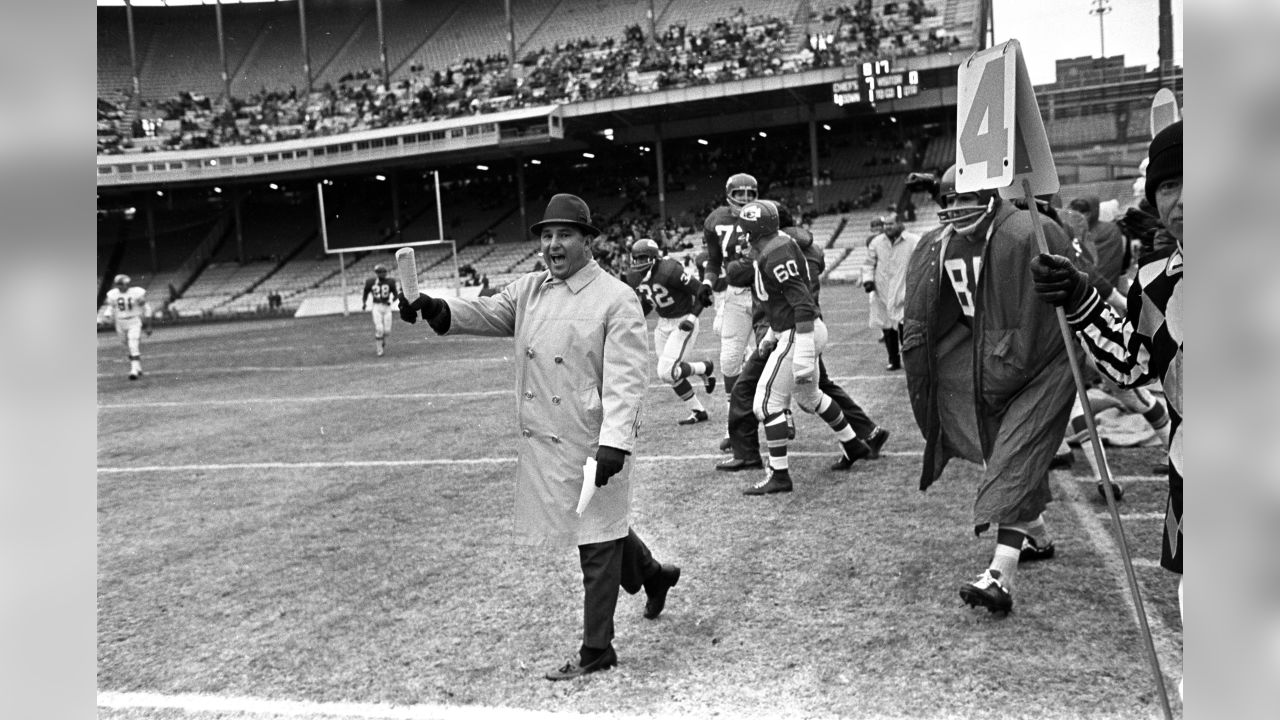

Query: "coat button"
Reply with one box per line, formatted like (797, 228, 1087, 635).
(521, 429, 531, 437)
(524, 391, 534, 399)
(552, 396, 561, 404)
(554, 356, 564, 363)
(526, 348, 536, 358)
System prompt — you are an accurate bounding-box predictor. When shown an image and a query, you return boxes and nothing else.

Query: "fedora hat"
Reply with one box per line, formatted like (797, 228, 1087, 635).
(530, 193, 600, 237)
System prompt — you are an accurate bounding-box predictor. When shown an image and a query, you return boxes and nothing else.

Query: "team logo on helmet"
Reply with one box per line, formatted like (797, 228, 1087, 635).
(736, 200, 779, 242)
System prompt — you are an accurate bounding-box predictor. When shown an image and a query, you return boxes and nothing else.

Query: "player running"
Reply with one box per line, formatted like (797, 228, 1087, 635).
(735, 201, 869, 495)
(362, 263, 399, 356)
(624, 238, 716, 425)
(100, 274, 152, 380)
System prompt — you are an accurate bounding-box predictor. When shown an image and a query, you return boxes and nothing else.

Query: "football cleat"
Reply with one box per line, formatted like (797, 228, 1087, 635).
(703, 361, 716, 393)
(677, 409, 709, 425)
(1097, 481, 1125, 502)
(743, 466, 793, 495)
(959, 569, 1013, 614)
(1018, 537, 1056, 563)
(716, 456, 763, 472)
(128, 372, 139, 381)
(865, 427, 891, 459)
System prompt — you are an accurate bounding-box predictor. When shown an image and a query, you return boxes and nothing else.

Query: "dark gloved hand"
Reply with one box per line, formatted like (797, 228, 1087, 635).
(677, 318, 694, 332)
(1115, 206, 1163, 244)
(594, 445, 628, 487)
(397, 292, 445, 324)
(696, 283, 714, 307)
(862, 280, 876, 293)
(1030, 253, 1090, 309)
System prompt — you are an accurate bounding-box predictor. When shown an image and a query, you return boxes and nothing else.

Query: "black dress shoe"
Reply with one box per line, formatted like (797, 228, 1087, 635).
(545, 646, 618, 680)
(716, 456, 763, 471)
(643, 564, 681, 619)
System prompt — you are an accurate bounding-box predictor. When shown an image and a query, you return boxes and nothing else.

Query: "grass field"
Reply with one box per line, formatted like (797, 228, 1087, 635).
(96, 282, 1182, 720)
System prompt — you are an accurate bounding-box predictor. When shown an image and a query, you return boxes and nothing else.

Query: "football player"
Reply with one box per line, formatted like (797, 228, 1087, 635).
(903, 164, 1084, 613)
(362, 263, 399, 356)
(735, 201, 869, 495)
(101, 274, 152, 380)
(624, 238, 716, 425)
(702, 176, 811, 449)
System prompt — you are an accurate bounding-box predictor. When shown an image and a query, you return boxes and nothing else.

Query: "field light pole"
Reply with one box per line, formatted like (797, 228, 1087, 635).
(1020, 180, 1173, 720)
(1089, 0, 1112, 57)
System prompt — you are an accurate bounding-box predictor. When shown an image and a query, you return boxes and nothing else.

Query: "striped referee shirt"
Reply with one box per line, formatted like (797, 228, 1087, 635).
(1066, 246, 1183, 489)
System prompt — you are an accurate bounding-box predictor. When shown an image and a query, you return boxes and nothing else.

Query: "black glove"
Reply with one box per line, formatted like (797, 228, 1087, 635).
(862, 280, 876, 293)
(677, 318, 694, 332)
(1030, 253, 1090, 309)
(1115, 206, 1163, 245)
(594, 445, 628, 487)
(397, 292, 445, 324)
(696, 282, 714, 307)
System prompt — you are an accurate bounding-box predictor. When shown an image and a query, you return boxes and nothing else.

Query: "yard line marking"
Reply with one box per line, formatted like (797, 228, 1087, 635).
(97, 690, 641, 720)
(1096, 511, 1167, 521)
(96, 450, 924, 474)
(97, 391, 511, 409)
(1055, 475, 1182, 710)
(1074, 475, 1168, 484)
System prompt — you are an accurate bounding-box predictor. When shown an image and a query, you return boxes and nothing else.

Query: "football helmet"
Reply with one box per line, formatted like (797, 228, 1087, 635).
(736, 200, 779, 243)
(937, 164, 999, 236)
(374, 263, 388, 276)
(113, 274, 131, 287)
(629, 238, 661, 271)
(725, 173, 759, 207)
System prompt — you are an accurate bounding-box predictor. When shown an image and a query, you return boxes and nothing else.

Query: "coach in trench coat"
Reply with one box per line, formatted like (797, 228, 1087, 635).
(397, 193, 682, 681)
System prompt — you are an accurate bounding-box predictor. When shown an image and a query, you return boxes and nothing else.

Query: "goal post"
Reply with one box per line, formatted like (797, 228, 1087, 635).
(316, 177, 459, 315)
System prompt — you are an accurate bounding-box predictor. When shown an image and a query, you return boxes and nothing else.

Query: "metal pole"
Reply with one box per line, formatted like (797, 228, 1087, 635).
(654, 133, 667, 228)
(434, 170, 444, 241)
(297, 0, 313, 96)
(215, 0, 232, 105)
(1021, 179, 1173, 720)
(124, 0, 141, 101)
(504, 0, 517, 66)
(516, 158, 528, 238)
(375, 0, 390, 87)
(317, 182, 347, 315)
(809, 110, 821, 211)
(648, 0, 657, 44)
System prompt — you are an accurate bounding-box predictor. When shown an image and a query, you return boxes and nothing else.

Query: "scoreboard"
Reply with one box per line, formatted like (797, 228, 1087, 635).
(832, 60, 922, 106)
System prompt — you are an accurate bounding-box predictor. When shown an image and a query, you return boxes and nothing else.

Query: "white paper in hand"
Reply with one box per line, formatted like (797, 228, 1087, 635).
(576, 458, 598, 516)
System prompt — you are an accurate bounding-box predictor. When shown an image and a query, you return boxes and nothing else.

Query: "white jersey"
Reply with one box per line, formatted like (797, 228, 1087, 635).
(104, 286, 149, 325)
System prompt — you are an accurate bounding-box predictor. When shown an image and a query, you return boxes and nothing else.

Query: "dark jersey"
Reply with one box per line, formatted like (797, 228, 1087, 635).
(624, 258, 702, 319)
(751, 233, 817, 333)
(704, 202, 797, 289)
(363, 276, 398, 305)
(940, 232, 986, 326)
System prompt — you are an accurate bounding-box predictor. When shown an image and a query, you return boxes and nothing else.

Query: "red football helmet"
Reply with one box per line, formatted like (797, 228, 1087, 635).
(937, 164, 1000, 235)
(725, 173, 758, 207)
(736, 200, 779, 243)
(629, 237, 661, 271)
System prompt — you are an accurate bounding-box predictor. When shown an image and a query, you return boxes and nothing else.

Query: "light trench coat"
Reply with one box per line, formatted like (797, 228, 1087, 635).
(862, 230, 921, 329)
(441, 260, 649, 547)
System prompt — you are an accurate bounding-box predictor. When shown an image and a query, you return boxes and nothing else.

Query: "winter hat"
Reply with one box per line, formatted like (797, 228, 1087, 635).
(530, 194, 600, 238)
(1144, 121, 1182, 208)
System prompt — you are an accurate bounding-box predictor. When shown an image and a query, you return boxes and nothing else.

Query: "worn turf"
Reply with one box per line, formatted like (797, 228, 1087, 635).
(98, 282, 1182, 719)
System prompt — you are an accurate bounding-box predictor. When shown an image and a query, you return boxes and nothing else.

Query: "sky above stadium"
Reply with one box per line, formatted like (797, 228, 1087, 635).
(992, 0, 1184, 84)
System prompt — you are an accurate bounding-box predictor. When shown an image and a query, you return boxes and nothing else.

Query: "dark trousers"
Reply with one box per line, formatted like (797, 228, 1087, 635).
(728, 352, 877, 461)
(577, 528, 661, 649)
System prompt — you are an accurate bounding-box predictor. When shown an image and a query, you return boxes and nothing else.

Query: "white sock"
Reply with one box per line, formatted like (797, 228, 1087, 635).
(990, 544, 1021, 589)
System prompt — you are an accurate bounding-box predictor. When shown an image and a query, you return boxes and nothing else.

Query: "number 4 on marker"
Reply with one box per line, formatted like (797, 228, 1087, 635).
(959, 58, 1009, 179)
